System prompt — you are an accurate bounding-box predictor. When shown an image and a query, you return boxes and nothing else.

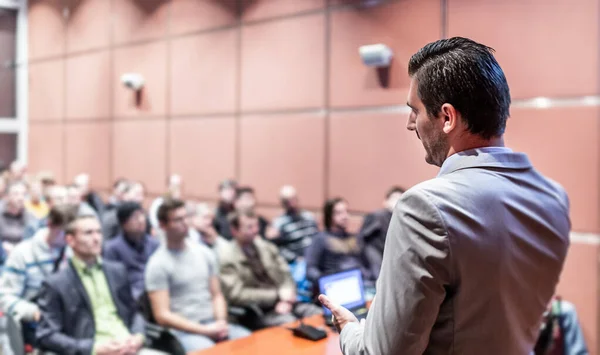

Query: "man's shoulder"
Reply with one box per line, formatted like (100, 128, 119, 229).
(44, 265, 75, 290)
(102, 259, 127, 274)
(145, 246, 170, 269)
(103, 234, 124, 250)
(254, 237, 279, 255)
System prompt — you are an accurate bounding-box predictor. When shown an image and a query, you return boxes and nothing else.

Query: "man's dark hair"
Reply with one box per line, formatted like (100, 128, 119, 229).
(228, 210, 257, 231)
(65, 214, 98, 237)
(47, 204, 79, 228)
(408, 37, 511, 139)
(386, 186, 406, 199)
(323, 197, 345, 232)
(157, 198, 185, 224)
(235, 186, 255, 200)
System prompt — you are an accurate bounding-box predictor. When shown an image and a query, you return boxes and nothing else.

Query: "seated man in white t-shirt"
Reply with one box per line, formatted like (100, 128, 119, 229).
(145, 198, 250, 352)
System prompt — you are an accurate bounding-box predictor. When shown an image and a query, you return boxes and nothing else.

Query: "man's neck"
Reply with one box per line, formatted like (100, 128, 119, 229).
(236, 238, 254, 249)
(124, 232, 144, 243)
(166, 237, 186, 251)
(447, 135, 505, 159)
(44, 227, 62, 246)
(75, 254, 98, 267)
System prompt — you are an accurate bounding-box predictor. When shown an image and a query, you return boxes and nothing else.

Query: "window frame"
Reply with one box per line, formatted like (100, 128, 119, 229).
(0, 0, 28, 164)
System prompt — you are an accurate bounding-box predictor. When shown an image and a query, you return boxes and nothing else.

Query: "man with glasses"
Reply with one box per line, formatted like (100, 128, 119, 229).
(35, 214, 162, 355)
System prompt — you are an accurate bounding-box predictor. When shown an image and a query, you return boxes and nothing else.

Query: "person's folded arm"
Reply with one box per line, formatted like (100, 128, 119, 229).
(0, 252, 39, 322)
(341, 188, 452, 355)
(219, 262, 278, 307)
(148, 289, 209, 335)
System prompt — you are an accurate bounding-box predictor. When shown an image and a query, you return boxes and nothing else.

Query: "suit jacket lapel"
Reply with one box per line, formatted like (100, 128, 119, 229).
(68, 261, 93, 312)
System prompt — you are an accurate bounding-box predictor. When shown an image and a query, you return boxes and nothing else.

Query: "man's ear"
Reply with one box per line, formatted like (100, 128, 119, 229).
(440, 103, 459, 134)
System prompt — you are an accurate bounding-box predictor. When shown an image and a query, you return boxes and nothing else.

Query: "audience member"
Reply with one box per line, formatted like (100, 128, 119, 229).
(105, 178, 129, 211)
(213, 179, 237, 241)
(0, 175, 7, 201)
(74, 173, 105, 216)
(190, 203, 229, 259)
(36, 171, 56, 196)
(233, 186, 271, 240)
(219, 210, 321, 328)
(0, 204, 76, 325)
(357, 186, 405, 281)
(271, 185, 319, 263)
(102, 180, 148, 240)
(23, 185, 68, 240)
(24, 179, 49, 219)
(535, 297, 588, 355)
(35, 214, 161, 355)
(148, 174, 182, 230)
(103, 202, 159, 301)
(7, 161, 27, 184)
(305, 198, 368, 283)
(145, 199, 250, 352)
(66, 183, 98, 218)
(0, 181, 38, 255)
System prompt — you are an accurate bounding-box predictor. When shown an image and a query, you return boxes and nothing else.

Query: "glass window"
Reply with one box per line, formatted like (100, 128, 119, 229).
(0, 132, 17, 170)
(0, 8, 17, 118)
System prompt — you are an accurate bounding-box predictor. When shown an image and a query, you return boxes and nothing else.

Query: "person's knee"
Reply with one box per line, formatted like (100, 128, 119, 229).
(228, 324, 252, 339)
(175, 333, 216, 352)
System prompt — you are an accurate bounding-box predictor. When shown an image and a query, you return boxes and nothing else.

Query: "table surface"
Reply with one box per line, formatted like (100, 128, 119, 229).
(190, 315, 343, 355)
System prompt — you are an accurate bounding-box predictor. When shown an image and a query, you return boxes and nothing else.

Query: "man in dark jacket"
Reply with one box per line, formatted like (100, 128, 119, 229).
(356, 186, 405, 281)
(104, 202, 159, 300)
(35, 213, 161, 355)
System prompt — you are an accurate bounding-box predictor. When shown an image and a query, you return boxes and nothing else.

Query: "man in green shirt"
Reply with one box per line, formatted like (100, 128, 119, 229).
(36, 214, 163, 355)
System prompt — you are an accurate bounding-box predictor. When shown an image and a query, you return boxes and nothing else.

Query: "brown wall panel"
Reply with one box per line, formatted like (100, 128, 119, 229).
(64, 121, 111, 190)
(240, 14, 325, 111)
(169, 117, 237, 199)
(448, 0, 599, 99)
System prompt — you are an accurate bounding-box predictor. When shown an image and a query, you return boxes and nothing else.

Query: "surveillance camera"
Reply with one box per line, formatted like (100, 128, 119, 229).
(120, 73, 145, 91)
(359, 44, 393, 68)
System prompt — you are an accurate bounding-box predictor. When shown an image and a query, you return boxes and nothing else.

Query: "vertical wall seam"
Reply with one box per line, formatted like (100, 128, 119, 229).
(323, 0, 332, 201)
(234, 0, 243, 182)
(165, 0, 172, 186)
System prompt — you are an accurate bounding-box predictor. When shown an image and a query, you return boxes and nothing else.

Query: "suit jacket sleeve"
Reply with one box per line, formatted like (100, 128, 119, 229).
(35, 280, 94, 355)
(340, 188, 452, 355)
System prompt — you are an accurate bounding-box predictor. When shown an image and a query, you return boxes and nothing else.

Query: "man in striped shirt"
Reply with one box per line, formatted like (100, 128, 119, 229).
(0, 204, 77, 323)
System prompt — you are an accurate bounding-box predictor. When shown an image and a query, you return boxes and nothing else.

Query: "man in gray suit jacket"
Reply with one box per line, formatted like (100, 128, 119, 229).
(36, 214, 163, 355)
(320, 37, 570, 355)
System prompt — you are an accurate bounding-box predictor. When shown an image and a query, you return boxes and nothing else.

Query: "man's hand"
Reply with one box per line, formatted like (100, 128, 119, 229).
(33, 310, 41, 322)
(202, 321, 229, 341)
(278, 288, 296, 303)
(319, 294, 359, 333)
(275, 301, 293, 315)
(214, 320, 229, 340)
(95, 340, 127, 355)
(122, 334, 144, 355)
(265, 227, 279, 240)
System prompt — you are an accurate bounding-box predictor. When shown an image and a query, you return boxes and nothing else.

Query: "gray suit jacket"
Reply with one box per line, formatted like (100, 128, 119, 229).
(341, 148, 570, 355)
(36, 259, 145, 355)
